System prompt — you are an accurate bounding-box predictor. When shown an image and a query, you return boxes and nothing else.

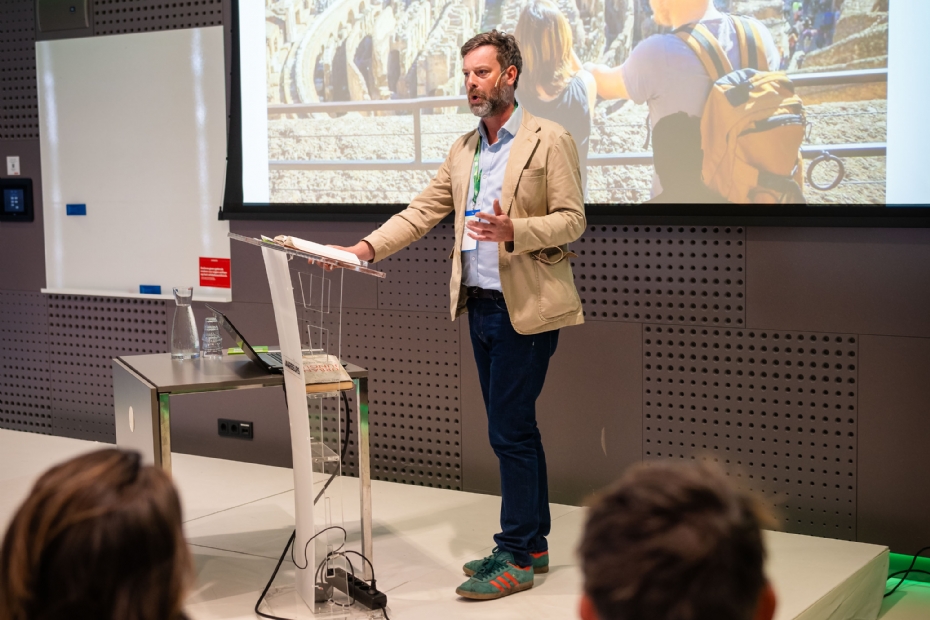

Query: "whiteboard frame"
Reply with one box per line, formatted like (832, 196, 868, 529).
(37, 27, 232, 300)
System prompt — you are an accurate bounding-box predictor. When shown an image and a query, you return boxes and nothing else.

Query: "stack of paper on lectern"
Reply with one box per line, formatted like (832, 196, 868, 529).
(302, 354, 354, 394)
(268, 235, 361, 266)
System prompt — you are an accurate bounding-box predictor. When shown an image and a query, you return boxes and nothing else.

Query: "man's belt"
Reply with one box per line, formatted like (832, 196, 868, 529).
(466, 286, 504, 300)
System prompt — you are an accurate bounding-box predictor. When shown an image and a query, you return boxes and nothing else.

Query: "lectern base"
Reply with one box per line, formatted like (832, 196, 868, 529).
(260, 582, 389, 620)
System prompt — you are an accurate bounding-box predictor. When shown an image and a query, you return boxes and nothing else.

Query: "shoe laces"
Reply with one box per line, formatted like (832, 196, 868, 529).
(473, 553, 511, 580)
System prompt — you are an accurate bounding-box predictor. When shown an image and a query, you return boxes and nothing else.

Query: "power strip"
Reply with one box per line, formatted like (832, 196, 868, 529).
(325, 567, 387, 611)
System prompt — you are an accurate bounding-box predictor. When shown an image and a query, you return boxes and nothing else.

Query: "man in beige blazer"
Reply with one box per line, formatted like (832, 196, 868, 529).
(333, 30, 585, 600)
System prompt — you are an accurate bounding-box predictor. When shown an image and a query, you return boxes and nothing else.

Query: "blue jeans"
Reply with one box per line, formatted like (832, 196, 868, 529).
(467, 296, 559, 568)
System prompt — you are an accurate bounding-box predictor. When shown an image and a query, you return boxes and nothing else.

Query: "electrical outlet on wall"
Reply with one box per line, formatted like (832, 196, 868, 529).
(217, 418, 253, 440)
(6, 156, 20, 176)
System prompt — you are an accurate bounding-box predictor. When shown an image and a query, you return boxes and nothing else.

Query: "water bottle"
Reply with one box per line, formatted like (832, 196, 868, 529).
(170, 287, 200, 360)
(202, 316, 223, 359)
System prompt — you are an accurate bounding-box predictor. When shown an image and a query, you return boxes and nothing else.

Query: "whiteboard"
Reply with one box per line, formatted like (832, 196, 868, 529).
(37, 27, 231, 302)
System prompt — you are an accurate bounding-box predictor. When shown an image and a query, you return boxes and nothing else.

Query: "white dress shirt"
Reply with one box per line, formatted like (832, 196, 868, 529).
(461, 104, 524, 291)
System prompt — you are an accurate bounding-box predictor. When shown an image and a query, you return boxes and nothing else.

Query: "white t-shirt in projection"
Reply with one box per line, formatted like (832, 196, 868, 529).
(620, 10, 781, 196)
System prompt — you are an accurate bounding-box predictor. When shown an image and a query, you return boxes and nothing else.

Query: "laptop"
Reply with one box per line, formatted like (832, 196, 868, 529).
(205, 304, 288, 373)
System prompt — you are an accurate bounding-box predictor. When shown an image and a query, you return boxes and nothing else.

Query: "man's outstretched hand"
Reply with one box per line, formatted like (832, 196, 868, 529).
(466, 199, 514, 243)
(308, 240, 374, 270)
(330, 241, 374, 262)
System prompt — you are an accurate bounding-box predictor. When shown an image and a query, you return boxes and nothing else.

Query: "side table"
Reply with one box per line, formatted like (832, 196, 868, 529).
(112, 353, 374, 577)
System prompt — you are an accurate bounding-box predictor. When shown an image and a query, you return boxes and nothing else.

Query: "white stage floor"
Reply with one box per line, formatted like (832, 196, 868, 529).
(1, 429, 927, 620)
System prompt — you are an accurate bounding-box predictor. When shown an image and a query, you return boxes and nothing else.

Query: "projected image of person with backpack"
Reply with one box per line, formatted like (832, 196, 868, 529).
(585, 0, 807, 204)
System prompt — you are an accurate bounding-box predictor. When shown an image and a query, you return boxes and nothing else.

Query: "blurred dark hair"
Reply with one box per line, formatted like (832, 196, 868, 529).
(461, 29, 523, 90)
(579, 461, 772, 620)
(0, 449, 192, 620)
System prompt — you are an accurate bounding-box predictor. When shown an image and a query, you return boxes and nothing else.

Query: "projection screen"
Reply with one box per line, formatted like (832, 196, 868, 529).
(225, 0, 929, 219)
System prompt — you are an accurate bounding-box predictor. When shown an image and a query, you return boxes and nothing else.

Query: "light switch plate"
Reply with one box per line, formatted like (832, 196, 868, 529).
(6, 156, 20, 176)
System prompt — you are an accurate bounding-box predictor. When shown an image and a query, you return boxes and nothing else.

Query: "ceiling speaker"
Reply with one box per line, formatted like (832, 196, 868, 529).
(36, 0, 89, 33)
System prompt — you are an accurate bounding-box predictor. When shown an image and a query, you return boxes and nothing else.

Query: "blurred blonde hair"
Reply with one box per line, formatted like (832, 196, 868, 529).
(514, 0, 574, 98)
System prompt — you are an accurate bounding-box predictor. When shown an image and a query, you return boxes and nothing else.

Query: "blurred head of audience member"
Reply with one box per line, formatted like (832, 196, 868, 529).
(578, 461, 776, 620)
(649, 0, 712, 28)
(513, 0, 596, 196)
(648, 112, 727, 203)
(514, 0, 575, 99)
(0, 449, 191, 620)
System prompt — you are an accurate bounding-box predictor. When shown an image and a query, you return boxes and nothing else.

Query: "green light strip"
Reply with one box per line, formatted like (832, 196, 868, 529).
(889, 552, 930, 585)
(359, 400, 369, 433)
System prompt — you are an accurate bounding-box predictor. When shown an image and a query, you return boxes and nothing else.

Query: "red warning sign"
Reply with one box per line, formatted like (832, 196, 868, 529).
(199, 257, 231, 288)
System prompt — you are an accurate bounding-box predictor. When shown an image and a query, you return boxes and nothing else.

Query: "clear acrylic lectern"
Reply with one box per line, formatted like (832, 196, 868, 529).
(229, 233, 385, 619)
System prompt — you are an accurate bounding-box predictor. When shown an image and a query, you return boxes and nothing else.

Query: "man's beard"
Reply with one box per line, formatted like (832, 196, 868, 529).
(468, 84, 511, 118)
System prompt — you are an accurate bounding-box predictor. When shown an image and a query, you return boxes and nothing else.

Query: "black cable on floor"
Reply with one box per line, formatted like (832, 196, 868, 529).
(254, 526, 347, 620)
(255, 530, 387, 620)
(254, 530, 296, 620)
(885, 546, 930, 598)
(292, 526, 346, 571)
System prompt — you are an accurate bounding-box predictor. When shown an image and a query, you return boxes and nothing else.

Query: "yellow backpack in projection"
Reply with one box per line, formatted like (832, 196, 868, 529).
(675, 16, 806, 204)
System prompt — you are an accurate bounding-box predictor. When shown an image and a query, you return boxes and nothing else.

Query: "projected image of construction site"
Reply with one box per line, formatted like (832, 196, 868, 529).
(265, 0, 888, 205)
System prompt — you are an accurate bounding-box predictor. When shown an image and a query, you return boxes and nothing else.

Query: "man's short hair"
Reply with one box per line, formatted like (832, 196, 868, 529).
(579, 461, 771, 620)
(461, 30, 523, 90)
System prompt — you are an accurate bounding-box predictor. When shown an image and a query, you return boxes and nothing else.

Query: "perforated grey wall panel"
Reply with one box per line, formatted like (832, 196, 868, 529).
(378, 223, 453, 312)
(47, 294, 168, 442)
(340, 309, 462, 490)
(0, 0, 38, 139)
(643, 325, 858, 539)
(574, 225, 746, 326)
(0, 291, 51, 433)
(92, 0, 224, 35)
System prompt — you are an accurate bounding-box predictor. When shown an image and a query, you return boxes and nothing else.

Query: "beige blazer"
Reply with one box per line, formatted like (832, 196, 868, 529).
(364, 109, 586, 335)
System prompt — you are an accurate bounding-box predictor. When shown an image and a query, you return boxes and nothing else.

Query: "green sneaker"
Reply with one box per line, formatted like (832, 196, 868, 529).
(455, 550, 534, 600)
(463, 547, 549, 576)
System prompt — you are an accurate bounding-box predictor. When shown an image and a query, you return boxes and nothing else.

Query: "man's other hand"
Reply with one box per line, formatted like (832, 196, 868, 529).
(466, 200, 514, 242)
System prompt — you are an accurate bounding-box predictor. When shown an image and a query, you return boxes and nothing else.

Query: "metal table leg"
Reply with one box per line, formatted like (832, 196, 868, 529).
(113, 360, 167, 471)
(356, 376, 373, 580)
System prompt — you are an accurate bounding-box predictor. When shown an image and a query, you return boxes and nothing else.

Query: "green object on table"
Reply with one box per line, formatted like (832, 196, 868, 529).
(227, 345, 268, 355)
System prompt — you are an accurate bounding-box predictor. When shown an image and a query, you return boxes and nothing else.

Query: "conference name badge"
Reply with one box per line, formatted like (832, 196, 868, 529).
(462, 209, 478, 252)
